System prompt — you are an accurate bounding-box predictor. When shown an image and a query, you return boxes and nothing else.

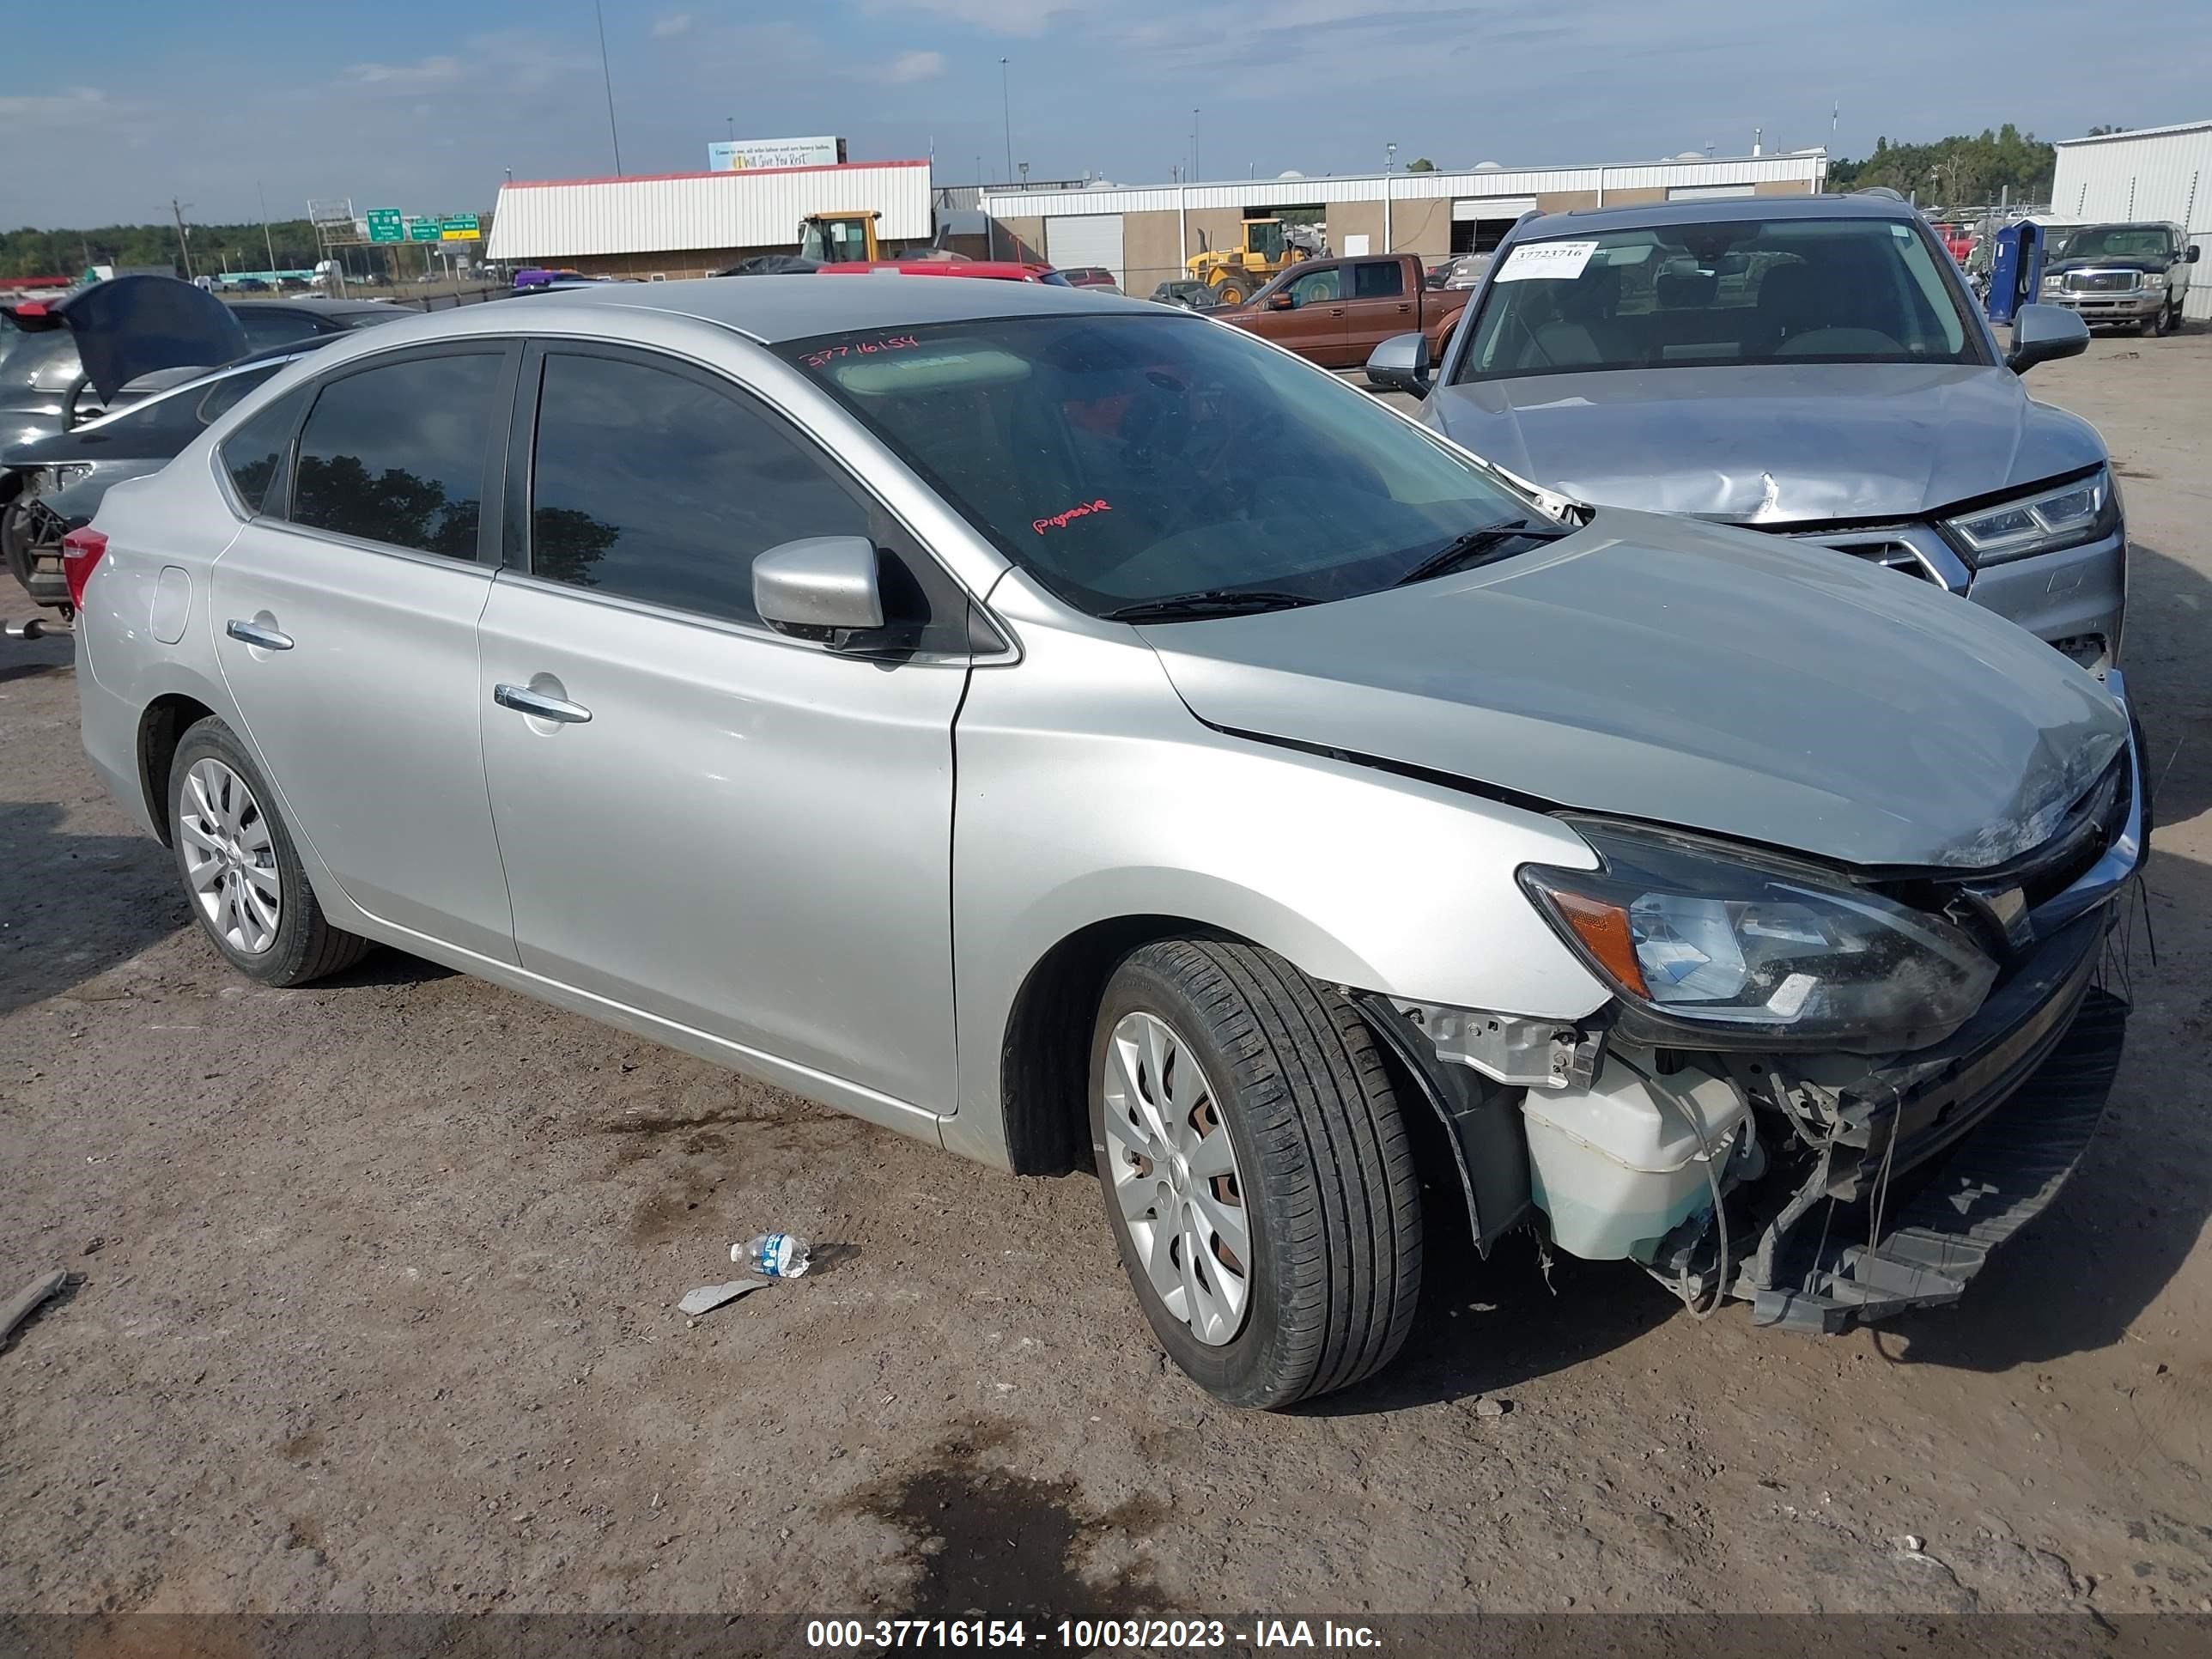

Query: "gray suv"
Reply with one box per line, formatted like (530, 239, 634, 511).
(1370, 193, 2124, 672)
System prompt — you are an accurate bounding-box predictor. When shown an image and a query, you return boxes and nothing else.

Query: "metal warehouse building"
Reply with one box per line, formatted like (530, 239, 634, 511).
(981, 150, 1829, 296)
(483, 159, 933, 278)
(2051, 120, 2212, 319)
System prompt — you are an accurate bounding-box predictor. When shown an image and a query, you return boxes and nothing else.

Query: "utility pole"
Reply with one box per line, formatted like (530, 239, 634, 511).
(594, 0, 624, 175)
(1000, 58, 1013, 183)
(258, 180, 277, 277)
(1192, 108, 1200, 181)
(171, 198, 196, 278)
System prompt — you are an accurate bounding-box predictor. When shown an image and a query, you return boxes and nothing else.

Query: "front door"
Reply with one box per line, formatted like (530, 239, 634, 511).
(1340, 258, 1416, 362)
(1270, 262, 1349, 363)
(210, 343, 519, 963)
(475, 343, 973, 1120)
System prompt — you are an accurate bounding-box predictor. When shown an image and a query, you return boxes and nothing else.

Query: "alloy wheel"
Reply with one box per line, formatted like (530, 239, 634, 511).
(179, 757, 282, 955)
(1101, 1010, 1252, 1346)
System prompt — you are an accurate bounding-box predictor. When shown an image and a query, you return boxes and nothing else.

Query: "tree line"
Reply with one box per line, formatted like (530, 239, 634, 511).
(1826, 126, 2058, 205)
(1, 219, 329, 279)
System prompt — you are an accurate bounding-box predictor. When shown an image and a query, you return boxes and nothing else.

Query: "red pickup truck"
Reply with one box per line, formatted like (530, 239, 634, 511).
(1215, 253, 1471, 368)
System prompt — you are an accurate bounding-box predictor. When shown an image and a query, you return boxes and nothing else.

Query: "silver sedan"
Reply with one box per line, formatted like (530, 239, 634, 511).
(73, 276, 2141, 1405)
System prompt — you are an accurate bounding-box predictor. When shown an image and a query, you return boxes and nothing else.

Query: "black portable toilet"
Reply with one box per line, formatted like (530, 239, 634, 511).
(1986, 221, 2045, 325)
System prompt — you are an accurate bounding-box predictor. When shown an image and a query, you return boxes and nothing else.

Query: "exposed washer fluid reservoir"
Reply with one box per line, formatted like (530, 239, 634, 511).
(1521, 1056, 1750, 1262)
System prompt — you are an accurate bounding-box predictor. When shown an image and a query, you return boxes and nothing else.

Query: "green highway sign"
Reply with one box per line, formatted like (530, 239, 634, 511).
(365, 208, 404, 245)
(407, 219, 442, 243)
(439, 214, 483, 241)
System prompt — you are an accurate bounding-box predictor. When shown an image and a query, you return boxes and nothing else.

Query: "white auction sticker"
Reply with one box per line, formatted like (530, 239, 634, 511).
(1495, 240, 1601, 282)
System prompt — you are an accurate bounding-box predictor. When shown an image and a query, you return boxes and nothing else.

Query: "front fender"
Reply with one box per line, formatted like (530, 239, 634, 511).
(947, 605, 1610, 1146)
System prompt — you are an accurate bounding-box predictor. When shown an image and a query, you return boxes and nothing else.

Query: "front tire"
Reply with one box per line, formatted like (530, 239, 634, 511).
(1090, 939, 1422, 1408)
(167, 717, 371, 986)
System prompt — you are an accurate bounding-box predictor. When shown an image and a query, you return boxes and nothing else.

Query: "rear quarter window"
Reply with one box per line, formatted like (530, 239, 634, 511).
(219, 385, 310, 516)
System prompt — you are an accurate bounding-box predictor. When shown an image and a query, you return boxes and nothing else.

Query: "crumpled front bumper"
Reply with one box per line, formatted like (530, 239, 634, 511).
(1727, 671, 2144, 1331)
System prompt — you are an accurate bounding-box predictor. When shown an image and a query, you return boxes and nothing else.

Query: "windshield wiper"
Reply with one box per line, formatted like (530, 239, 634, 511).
(1105, 589, 1322, 623)
(1392, 519, 1569, 588)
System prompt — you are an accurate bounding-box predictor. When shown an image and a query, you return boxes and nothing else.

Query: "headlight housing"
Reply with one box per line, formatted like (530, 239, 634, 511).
(1520, 822, 1996, 1053)
(1940, 467, 2118, 568)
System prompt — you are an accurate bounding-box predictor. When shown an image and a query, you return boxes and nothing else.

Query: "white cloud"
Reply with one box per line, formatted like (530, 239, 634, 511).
(0, 88, 112, 128)
(876, 50, 946, 83)
(653, 12, 693, 36)
(342, 54, 462, 88)
(864, 0, 1096, 38)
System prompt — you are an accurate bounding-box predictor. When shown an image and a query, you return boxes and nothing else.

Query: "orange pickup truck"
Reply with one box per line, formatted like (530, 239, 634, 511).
(1216, 252, 1472, 368)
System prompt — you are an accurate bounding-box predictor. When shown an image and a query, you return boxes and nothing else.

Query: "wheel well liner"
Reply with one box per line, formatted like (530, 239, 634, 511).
(999, 915, 1242, 1176)
(137, 694, 216, 845)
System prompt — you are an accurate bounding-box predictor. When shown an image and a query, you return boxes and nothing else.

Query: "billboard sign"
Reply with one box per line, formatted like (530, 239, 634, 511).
(707, 135, 845, 172)
(365, 208, 404, 244)
(439, 215, 483, 241)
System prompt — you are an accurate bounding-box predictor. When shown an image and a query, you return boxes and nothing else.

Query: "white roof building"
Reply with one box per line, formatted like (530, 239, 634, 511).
(485, 160, 934, 274)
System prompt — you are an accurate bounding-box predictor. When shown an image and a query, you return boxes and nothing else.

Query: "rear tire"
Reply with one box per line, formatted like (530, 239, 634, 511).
(1089, 939, 1423, 1408)
(167, 716, 371, 987)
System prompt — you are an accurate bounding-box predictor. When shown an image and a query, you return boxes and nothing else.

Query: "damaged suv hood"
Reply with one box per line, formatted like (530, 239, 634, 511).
(1146, 507, 2127, 869)
(1424, 362, 2106, 524)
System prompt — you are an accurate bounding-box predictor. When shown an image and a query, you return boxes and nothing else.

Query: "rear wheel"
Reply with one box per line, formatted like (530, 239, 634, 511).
(167, 717, 371, 986)
(1090, 939, 1423, 1408)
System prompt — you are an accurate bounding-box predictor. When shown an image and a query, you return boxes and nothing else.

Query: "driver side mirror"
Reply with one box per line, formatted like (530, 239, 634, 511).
(2007, 303, 2090, 375)
(2190, 245, 2202, 264)
(1267, 290, 1295, 311)
(1365, 331, 1431, 396)
(754, 536, 885, 646)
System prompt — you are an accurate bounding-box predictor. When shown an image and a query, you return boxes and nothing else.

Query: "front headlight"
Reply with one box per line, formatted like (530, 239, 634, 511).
(1520, 822, 1996, 1053)
(1940, 468, 2117, 567)
(2041, 274, 2064, 289)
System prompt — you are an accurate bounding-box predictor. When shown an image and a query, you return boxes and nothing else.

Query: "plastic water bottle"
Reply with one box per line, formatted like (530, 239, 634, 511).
(734, 1232, 811, 1279)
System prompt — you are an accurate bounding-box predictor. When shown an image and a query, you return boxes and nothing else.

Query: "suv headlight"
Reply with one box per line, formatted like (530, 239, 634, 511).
(1520, 822, 1996, 1053)
(1940, 467, 2117, 567)
(2041, 274, 2065, 289)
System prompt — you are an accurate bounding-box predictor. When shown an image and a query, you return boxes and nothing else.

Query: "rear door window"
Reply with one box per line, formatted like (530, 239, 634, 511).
(291, 351, 504, 557)
(1352, 261, 1405, 299)
(234, 308, 324, 349)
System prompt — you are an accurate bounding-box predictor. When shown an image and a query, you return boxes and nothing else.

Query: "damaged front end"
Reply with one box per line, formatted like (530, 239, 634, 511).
(1361, 672, 2144, 1332)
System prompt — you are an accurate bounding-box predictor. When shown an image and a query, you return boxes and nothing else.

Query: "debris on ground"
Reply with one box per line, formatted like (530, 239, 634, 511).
(734, 1232, 811, 1279)
(1473, 1396, 1510, 1419)
(1, 1268, 68, 1347)
(676, 1281, 764, 1318)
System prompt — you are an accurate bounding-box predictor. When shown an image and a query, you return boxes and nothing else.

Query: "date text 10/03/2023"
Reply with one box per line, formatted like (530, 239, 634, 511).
(805, 1619, 1382, 1650)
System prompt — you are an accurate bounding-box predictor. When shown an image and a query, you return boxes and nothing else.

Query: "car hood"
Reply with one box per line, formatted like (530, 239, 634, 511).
(42, 275, 246, 404)
(1142, 507, 2127, 870)
(2045, 256, 2170, 275)
(1424, 362, 2106, 523)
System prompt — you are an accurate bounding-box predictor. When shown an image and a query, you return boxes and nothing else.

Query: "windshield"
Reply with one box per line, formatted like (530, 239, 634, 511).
(2062, 225, 2172, 261)
(1456, 216, 1984, 381)
(779, 313, 1541, 616)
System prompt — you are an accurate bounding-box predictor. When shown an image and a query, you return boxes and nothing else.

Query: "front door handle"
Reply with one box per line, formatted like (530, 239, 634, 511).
(494, 683, 592, 724)
(226, 618, 294, 651)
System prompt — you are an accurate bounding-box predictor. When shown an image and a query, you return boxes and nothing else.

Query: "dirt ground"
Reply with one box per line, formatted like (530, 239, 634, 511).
(3, 332, 2210, 1621)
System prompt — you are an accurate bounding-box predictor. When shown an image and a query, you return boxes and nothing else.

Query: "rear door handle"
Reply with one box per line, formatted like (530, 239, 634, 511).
(226, 619, 294, 651)
(494, 683, 592, 724)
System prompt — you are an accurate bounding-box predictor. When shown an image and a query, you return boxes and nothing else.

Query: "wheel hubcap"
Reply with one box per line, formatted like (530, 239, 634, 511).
(1103, 1011, 1252, 1346)
(179, 758, 281, 955)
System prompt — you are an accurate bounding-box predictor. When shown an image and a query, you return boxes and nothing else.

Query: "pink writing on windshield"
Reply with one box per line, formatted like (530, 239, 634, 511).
(1032, 499, 1112, 535)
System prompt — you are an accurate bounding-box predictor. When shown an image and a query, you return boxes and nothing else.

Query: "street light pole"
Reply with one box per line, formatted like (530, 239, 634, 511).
(1000, 58, 1013, 183)
(1193, 108, 1200, 182)
(258, 180, 277, 278)
(594, 0, 624, 176)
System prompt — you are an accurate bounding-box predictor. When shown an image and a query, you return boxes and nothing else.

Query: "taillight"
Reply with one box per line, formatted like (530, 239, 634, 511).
(60, 526, 107, 610)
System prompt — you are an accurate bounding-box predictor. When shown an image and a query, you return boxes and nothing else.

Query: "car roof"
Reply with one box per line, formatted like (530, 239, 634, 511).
(465, 270, 1134, 342)
(228, 297, 413, 319)
(1516, 191, 1923, 240)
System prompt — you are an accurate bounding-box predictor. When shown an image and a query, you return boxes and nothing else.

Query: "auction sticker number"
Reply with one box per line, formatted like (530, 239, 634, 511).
(1494, 240, 1601, 282)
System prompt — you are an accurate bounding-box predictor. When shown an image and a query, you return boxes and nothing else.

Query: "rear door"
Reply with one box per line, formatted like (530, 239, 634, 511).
(474, 342, 974, 1121)
(1340, 258, 1416, 362)
(210, 342, 520, 963)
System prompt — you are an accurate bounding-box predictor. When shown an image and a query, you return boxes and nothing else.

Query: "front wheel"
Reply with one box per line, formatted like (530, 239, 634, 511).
(1090, 939, 1423, 1408)
(2142, 302, 2166, 337)
(1213, 278, 1249, 306)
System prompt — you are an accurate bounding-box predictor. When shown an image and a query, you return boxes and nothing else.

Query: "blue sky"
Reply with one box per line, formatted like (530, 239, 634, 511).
(9, 1, 2209, 227)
